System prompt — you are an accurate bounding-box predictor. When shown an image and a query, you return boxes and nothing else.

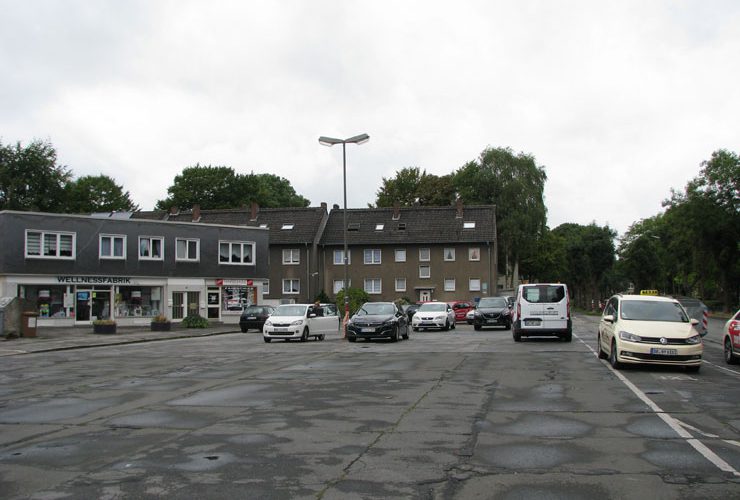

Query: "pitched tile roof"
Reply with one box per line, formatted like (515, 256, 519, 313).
(319, 205, 496, 245)
(132, 206, 328, 244)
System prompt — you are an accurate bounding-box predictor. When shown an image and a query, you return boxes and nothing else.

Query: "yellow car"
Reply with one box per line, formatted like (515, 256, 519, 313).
(597, 294, 703, 372)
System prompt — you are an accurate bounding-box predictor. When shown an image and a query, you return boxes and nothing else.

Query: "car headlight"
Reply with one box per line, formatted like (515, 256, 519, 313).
(290, 319, 303, 326)
(382, 319, 394, 327)
(264, 320, 272, 326)
(619, 330, 642, 342)
(686, 335, 702, 344)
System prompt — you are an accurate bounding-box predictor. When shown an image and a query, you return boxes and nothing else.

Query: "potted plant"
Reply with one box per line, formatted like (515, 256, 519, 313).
(92, 319, 117, 334)
(150, 314, 172, 331)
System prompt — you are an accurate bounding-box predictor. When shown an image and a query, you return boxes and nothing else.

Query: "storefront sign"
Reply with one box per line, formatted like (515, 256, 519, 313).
(216, 279, 253, 286)
(57, 276, 132, 284)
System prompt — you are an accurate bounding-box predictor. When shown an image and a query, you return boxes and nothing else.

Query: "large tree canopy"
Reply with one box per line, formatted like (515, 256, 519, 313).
(65, 175, 139, 213)
(155, 164, 310, 210)
(0, 139, 71, 212)
(373, 167, 455, 207)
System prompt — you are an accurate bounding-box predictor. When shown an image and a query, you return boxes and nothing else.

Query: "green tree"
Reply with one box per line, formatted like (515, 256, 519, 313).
(155, 165, 309, 210)
(64, 174, 139, 213)
(335, 287, 370, 316)
(0, 139, 71, 212)
(373, 167, 455, 207)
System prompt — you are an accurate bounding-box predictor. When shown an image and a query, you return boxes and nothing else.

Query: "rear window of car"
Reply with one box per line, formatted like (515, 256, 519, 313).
(522, 285, 566, 303)
(479, 297, 507, 308)
(242, 306, 263, 314)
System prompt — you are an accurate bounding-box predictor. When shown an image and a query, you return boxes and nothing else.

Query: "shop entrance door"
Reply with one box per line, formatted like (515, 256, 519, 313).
(76, 290, 92, 322)
(172, 291, 200, 320)
(91, 290, 111, 320)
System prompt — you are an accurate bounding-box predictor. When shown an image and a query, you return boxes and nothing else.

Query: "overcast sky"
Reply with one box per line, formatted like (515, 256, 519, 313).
(2, 1, 738, 236)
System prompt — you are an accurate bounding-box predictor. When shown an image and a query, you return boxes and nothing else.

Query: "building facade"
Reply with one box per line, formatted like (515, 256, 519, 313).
(0, 211, 269, 326)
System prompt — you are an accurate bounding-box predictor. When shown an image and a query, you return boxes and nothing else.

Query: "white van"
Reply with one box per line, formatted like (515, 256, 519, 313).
(512, 283, 571, 342)
(262, 304, 339, 343)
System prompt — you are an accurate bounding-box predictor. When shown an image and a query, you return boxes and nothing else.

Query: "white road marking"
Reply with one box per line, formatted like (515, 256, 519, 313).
(575, 332, 740, 477)
(702, 359, 740, 376)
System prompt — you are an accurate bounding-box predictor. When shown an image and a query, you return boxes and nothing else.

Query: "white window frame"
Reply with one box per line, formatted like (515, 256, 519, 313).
(419, 264, 431, 279)
(100, 234, 126, 260)
(395, 277, 407, 292)
(419, 248, 431, 262)
(139, 236, 164, 261)
(375, 223, 384, 231)
(468, 247, 481, 261)
(263, 280, 270, 295)
(364, 278, 382, 295)
(444, 278, 456, 292)
(219, 240, 255, 265)
(333, 249, 351, 265)
(464, 221, 476, 229)
(364, 248, 382, 265)
(444, 247, 456, 261)
(395, 248, 406, 262)
(25, 230, 76, 260)
(333, 280, 345, 294)
(175, 238, 200, 262)
(282, 248, 300, 265)
(469, 278, 481, 291)
(282, 279, 300, 294)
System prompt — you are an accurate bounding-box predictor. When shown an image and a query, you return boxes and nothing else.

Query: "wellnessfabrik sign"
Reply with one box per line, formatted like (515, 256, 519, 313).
(57, 276, 133, 284)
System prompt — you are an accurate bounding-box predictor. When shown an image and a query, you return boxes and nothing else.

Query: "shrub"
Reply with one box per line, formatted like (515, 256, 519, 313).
(92, 319, 116, 325)
(151, 314, 170, 324)
(182, 314, 209, 328)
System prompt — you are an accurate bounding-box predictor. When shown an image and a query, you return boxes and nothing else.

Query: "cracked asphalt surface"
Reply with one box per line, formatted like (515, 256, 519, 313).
(0, 315, 738, 499)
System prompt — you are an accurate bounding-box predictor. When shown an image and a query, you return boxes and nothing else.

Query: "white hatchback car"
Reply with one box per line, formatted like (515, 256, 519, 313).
(411, 302, 456, 331)
(597, 294, 703, 372)
(263, 304, 338, 343)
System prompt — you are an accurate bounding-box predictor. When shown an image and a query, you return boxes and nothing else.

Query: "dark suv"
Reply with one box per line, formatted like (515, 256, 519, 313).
(239, 305, 275, 332)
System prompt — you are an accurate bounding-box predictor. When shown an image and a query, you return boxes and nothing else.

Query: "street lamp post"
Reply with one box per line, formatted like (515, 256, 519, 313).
(318, 133, 370, 337)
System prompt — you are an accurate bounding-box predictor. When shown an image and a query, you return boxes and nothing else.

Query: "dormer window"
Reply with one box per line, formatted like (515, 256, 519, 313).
(281, 223, 294, 230)
(397, 223, 406, 231)
(348, 223, 360, 231)
(375, 223, 384, 231)
(463, 221, 476, 229)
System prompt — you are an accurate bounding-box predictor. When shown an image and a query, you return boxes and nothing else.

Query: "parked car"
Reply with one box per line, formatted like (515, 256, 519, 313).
(597, 293, 703, 372)
(723, 308, 740, 364)
(403, 303, 422, 323)
(239, 304, 275, 332)
(512, 283, 572, 342)
(411, 302, 456, 331)
(472, 296, 511, 330)
(466, 308, 475, 324)
(448, 300, 474, 322)
(673, 296, 709, 336)
(263, 304, 337, 342)
(346, 302, 409, 342)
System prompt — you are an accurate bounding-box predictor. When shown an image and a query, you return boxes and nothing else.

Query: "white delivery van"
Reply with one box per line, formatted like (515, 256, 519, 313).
(512, 283, 572, 342)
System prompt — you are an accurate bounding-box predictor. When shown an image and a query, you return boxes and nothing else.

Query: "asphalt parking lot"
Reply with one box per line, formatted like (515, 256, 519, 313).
(0, 314, 738, 499)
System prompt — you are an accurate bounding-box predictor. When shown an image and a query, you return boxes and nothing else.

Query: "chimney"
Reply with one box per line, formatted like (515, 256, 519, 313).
(392, 201, 400, 220)
(250, 202, 259, 221)
(455, 198, 463, 219)
(333, 204, 340, 210)
(192, 204, 201, 222)
(169, 206, 179, 216)
(320, 202, 327, 212)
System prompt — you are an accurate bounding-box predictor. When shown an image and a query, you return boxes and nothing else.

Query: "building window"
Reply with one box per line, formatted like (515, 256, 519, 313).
(469, 247, 480, 261)
(395, 249, 406, 262)
(282, 248, 300, 264)
(219, 241, 255, 265)
(281, 223, 294, 230)
(25, 230, 76, 259)
(139, 236, 164, 260)
(444, 247, 455, 261)
(364, 248, 381, 265)
(444, 278, 456, 292)
(464, 221, 476, 229)
(395, 278, 406, 292)
(469, 278, 481, 291)
(333, 280, 344, 294)
(419, 248, 430, 261)
(419, 265, 431, 279)
(176, 238, 199, 261)
(375, 223, 384, 231)
(364, 278, 382, 294)
(100, 234, 126, 259)
(334, 249, 351, 265)
(263, 280, 269, 295)
(282, 279, 300, 294)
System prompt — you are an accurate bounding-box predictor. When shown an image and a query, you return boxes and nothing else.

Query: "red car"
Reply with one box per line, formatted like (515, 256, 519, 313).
(448, 301, 474, 322)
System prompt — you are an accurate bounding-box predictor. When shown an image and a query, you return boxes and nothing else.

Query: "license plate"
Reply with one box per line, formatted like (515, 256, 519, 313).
(273, 328, 288, 333)
(524, 319, 540, 326)
(650, 348, 677, 355)
(362, 328, 375, 333)
(246, 316, 256, 320)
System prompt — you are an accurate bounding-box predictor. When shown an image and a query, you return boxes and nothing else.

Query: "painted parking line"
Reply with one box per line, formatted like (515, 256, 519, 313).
(574, 332, 740, 478)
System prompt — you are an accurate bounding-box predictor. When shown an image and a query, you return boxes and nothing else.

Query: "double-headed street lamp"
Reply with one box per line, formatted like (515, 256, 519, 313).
(318, 133, 370, 335)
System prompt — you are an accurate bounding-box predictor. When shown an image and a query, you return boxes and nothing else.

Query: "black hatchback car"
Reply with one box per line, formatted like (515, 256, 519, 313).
(239, 305, 275, 332)
(347, 302, 409, 342)
(472, 296, 512, 330)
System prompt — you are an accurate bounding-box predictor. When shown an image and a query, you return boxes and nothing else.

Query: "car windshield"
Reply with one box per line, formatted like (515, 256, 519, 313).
(243, 306, 263, 314)
(620, 300, 689, 322)
(419, 303, 446, 312)
(478, 297, 507, 308)
(357, 303, 396, 315)
(274, 305, 307, 317)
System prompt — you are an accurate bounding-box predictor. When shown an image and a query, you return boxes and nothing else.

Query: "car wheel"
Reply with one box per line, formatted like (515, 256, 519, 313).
(301, 327, 309, 342)
(348, 336, 356, 343)
(563, 331, 572, 342)
(474, 324, 482, 331)
(263, 337, 271, 343)
(597, 333, 608, 359)
(390, 326, 399, 342)
(412, 327, 419, 332)
(685, 364, 701, 373)
(402, 326, 409, 340)
(318, 334, 325, 341)
(609, 339, 621, 369)
(241, 327, 248, 333)
(724, 337, 737, 364)
(513, 329, 521, 342)
(443, 320, 450, 331)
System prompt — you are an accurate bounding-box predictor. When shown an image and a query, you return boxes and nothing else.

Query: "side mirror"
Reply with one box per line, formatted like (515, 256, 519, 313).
(690, 318, 699, 326)
(603, 314, 615, 323)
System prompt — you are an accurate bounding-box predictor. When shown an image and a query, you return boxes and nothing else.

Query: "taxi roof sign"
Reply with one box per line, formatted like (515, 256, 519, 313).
(640, 289, 659, 296)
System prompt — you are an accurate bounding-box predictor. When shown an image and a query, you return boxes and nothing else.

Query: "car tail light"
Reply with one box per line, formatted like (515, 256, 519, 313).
(731, 320, 739, 332)
(567, 293, 571, 319)
(517, 301, 521, 319)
